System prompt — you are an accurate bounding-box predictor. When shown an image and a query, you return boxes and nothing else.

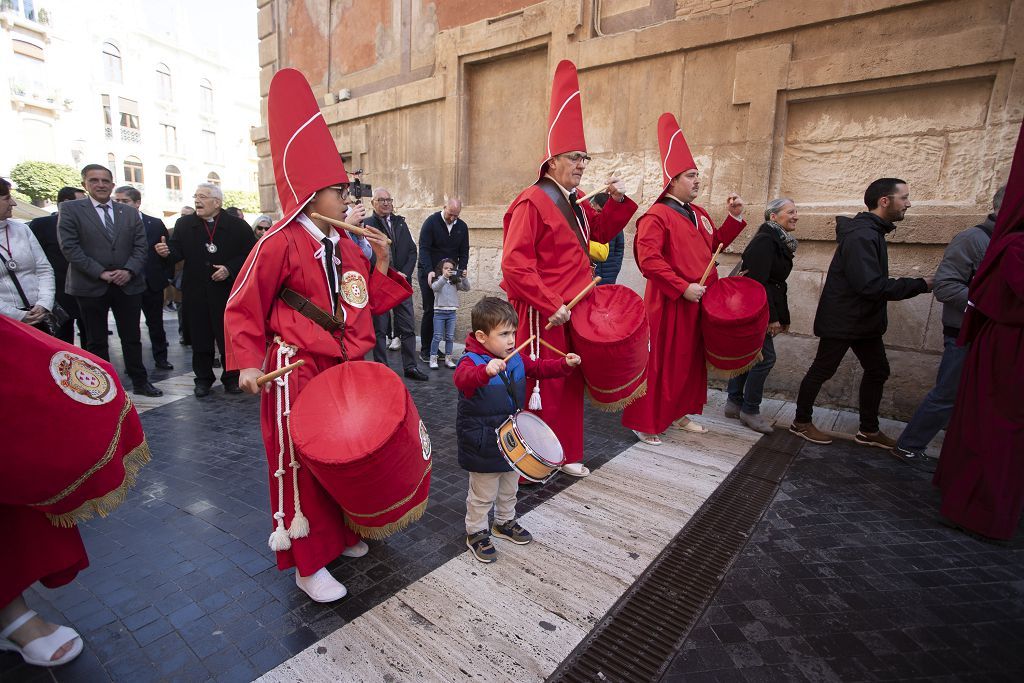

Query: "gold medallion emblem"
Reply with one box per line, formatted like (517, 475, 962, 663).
(49, 351, 117, 406)
(701, 215, 714, 235)
(340, 270, 369, 309)
(419, 420, 431, 460)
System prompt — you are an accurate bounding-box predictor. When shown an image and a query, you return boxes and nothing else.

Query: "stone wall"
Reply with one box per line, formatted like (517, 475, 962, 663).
(254, 0, 1023, 419)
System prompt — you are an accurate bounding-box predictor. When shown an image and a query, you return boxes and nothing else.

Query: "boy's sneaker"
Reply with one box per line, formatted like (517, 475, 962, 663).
(889, 445, 925, 464)
(724, 401, 741, 419)
(444, 357, 457, 369)
(429, 355, 438, 369)
(492, 520, 533, 545)
(855, 430, 897, 449)
(466, 531, 497, 563)
(388, 336, 401, 351)
(789, 421, 833, 444)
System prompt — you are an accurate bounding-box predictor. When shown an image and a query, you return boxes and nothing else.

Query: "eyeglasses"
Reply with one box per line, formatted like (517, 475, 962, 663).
(193, 194, 216, 201)
(561, 152, 592, 165)
(374, 198, 394, 204)
(325, 185, 350, 200)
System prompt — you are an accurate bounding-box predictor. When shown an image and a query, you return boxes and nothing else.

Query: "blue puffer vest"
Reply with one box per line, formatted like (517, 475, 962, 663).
(456, 351, 526, 473)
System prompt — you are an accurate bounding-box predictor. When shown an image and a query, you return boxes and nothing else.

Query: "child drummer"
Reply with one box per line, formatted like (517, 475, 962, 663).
(453, 297, 580, 563)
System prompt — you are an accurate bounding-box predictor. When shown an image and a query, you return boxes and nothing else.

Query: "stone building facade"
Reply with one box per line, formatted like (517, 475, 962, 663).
(253, 0, 1023, 419)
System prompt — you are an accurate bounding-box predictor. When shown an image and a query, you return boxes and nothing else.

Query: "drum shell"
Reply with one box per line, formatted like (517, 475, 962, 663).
(700, 277, 769, 376)
(495, 411, 564, 483)
(290, 361, 432, 538)
(567, 284, 650, 411)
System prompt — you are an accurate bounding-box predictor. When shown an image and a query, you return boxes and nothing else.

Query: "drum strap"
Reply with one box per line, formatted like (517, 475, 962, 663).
(279, 288, 349, 361)
(536, 178, 588, 253)
(496, 369, 520, 413)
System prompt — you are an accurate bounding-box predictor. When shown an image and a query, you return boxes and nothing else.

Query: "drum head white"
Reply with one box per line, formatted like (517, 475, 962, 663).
(514, 412, 565, 467)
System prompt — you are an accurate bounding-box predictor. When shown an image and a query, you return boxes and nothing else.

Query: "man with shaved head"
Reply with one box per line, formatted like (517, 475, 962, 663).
(417, 196, 470, 363)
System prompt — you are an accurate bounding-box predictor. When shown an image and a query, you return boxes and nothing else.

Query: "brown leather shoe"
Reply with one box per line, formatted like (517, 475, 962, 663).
(855, 430, 897, 449)
(789, 421, 833, 445)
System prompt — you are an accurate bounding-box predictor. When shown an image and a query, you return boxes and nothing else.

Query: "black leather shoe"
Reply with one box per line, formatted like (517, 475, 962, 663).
(418, 351, 430, 363)
(155, 360, 174, 370)
(194, 384, 212, 397)
(134, 382, 164, 397)
(404, 368, 429, 381)
(224, 384, 243, 394)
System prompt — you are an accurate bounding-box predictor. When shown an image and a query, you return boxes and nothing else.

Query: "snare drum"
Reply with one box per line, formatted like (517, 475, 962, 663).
(495, 411, 565, 483)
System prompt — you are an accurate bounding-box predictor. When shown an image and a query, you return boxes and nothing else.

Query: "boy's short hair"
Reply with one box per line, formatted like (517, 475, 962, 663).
(435, 257, 456, 275)
(471, 297, 518, 335)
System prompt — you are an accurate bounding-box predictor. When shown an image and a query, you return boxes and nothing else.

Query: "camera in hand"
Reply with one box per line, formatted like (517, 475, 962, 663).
(349, 167, 373, 200)
(448, 273, 461, 285)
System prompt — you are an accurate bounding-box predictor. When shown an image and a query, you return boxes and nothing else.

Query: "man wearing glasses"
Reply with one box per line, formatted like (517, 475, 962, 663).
(364, 188, 428, 381)
(790, 177, 933, 447)
(155, 183, 256, 396)
(500, 60, 638, 478)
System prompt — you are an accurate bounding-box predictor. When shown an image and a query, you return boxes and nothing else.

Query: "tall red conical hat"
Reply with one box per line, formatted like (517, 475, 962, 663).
(268, 68, 348, 224)
(539, 60, 587, 177)
(658, 112, 697, 196)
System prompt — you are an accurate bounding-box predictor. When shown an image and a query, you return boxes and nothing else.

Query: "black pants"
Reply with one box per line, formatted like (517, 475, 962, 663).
(419, 273, 434, 354)
(141, 287, 169, 363)
(53, 292, 87, 347)
(77, 287, 149, 388)
(373, 295, 418, 371)
(795, 336, 890, 433)
(188, 291, 236, 387)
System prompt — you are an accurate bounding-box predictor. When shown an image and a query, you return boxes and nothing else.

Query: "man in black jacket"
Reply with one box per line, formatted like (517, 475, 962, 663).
(364, 188, 427, 380)
(417, 197, 469, 361)
(114, 185, 173, 370)
(790, 178, 933, 447)
(155, 183, 256, 395)
(29, 186, 86, 344)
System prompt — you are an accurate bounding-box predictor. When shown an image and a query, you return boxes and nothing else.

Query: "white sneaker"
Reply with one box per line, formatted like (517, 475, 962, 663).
(295, 568, 347, 603)
(429, 356, 438, 369)
(444, 357, 457, 369)
(341, 540, 369, 558)
(388, 337, 401, 351)
(560, 462, 590, 477)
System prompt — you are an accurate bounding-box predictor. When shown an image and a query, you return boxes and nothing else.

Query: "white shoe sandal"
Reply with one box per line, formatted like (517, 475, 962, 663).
(560, 462, 591, 477)
(341, 540, 369, 558)
(632, 429, 662, 445)
(673, 417, 708, 433)
(295, 568, 348, 603)
(0, 610, 83, 667)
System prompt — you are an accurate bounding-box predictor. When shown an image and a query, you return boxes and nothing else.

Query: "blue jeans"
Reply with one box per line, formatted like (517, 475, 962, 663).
(896, 335, 968, 451)
(430, 310, 456, 357)
(727, 333, 777, 414)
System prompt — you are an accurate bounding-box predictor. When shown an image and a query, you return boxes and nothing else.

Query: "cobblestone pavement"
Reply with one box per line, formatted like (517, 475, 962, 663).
(663, 438, 1024, 682)
(1, 318, 635, 683)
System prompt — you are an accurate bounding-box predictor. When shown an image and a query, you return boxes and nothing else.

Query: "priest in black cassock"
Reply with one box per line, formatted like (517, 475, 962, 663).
(155, 183, 255, 396)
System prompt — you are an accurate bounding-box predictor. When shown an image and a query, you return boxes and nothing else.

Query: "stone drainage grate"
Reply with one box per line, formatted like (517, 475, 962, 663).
(547, 431, 803, 683)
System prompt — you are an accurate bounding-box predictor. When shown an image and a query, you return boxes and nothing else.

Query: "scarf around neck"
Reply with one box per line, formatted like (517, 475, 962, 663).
(767, 220, 798, 254)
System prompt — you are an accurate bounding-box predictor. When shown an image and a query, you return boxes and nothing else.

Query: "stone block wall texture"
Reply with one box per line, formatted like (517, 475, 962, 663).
(253, 0, 1024, 420)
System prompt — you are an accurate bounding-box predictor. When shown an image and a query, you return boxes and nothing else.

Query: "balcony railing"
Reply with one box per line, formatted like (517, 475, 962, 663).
(166, 189, 183, 203)
(104, 124, 113, 140)
(120, 126, 141, 144)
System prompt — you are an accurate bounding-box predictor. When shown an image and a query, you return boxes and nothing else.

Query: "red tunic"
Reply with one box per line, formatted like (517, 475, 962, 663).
(622, 200, 746, 434)
(225, 219, 412, 574)
(501, 184, 637, 463)
(934, 234, 1024, 539)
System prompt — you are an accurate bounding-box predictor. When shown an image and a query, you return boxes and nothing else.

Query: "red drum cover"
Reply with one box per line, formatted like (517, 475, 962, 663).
(701, 277, 769, 376)
(290, 361, 431, 539)
(0, 317, 150, 527)
(567, 284, 650, 411)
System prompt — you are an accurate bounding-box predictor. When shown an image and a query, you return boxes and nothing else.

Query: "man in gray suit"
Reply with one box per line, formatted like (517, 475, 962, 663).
(58, 164, 163, 396)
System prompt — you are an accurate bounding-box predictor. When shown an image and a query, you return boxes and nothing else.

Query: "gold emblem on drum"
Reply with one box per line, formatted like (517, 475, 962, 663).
(700, 215, 713, 235)
(419, 420, 431, 460)
(49, 351, 117, 406)
(340, 271, 369, 309)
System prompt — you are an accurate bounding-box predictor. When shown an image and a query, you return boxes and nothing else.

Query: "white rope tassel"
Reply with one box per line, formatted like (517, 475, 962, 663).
(267, 340, 300, 552)
(528, 307, 542, 410)
(283, 370, 309, 539)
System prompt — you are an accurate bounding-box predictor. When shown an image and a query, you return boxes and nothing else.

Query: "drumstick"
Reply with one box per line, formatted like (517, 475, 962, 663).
(309, 212, 392, 245)
(256, 360, 305, 387)
(538, 337, 568, 357)
(544, 276, 602, 330)
(698, 244, 724, 286)
(502, 335, 536, 362)
(575, 187, 604, 204)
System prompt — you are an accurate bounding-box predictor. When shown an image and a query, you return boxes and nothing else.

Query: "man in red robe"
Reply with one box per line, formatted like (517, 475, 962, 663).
(622, 113, 746, 445)
(501, 59, 638, 477)
(224, 69, 412, 602)
(934, 121, 1024, 542)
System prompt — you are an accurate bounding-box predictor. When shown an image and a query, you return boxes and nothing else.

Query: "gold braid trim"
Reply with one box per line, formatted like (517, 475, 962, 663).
(706, 351, 764, 379)
(586, 379, 648, 412)
(706, 347, 763, 362)
(44, 441, 151, 528)
(344, 497, 428, 541)
(343, 460, 432, 520)
(31, 397, 135, 507)
(585, 368, 647, 397)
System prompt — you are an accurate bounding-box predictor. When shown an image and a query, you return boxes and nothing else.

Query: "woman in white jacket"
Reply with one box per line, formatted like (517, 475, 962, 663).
(0, 179, 54, 329)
